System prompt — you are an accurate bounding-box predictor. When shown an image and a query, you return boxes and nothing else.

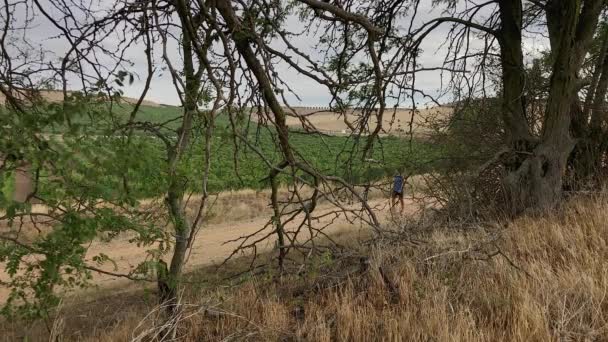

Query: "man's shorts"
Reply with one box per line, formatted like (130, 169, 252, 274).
(391, 190, 403, 199)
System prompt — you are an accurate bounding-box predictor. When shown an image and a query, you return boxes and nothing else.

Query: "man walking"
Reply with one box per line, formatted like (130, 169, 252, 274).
(391, 171, 405, 214)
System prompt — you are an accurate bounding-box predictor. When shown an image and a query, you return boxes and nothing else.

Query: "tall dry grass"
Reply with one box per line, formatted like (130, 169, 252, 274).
(180, 196, 608, 341)
(3, 195, 607, 341)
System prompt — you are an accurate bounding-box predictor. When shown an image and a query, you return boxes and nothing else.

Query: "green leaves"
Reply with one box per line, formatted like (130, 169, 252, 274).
(114, 70, 135, 87)
(0, 100, 170, 318)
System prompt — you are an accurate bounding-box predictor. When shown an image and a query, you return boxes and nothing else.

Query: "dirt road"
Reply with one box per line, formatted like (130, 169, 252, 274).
(1, 197, 413, 302)
(85, 198, 394, 285)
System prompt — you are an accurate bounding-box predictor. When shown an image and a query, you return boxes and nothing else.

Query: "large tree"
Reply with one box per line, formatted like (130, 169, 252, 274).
(295, 0, 607, 212)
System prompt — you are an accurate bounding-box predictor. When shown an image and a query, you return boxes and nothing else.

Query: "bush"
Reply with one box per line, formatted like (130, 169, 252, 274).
(424, 99, 506, 218)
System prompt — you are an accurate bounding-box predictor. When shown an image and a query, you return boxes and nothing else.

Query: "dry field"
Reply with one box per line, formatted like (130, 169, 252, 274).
(280, 106, 453, 136)
(0, 89, 164, 108)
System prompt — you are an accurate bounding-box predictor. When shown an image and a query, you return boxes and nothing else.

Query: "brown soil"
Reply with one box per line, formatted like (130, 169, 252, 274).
(0, 195, 416, 302)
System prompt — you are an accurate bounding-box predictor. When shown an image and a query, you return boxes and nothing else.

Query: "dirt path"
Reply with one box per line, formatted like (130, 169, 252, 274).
(1, 197, 415, 302)
(85, 198, 394, 286)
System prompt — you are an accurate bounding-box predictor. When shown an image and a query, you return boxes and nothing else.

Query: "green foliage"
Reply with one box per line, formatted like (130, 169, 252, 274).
(0, 96, 169, 318)
(56, 130, 439, 199)
(0, 171, 15, 203)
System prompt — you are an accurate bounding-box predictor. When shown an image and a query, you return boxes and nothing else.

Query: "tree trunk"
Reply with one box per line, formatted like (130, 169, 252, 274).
(166, 187, 191, 276)
(590, 46, 608, 132)
(214, 1, 295, 165)
(500, 0, 603, 212)
(497, 0, 534, 147)
(497, 0, 538, 213)
(584, 49, 608, 179)
(583, 27, 608, 122)
(216, 1, 302, 272)
(270, 174, 287, 272)
(13, 162, 33, 203)
(159, 0, 200, 313)
(571, 37, 608, 183)
(556, 1, 607, 188)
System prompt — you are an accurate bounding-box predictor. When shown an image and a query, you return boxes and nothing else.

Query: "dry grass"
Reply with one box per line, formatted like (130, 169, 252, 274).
(183, 184, 390, 226)
(3, 184, 389, 230)
(0, 89, 163, 107)
(3, 195, 608, 341)
(282, 106, 454, 137)
(182, 196, 608, 341)
(185, 189, 274, 226)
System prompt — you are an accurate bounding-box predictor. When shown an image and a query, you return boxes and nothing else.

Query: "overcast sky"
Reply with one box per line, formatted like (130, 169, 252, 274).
(6, 1, 549, 107)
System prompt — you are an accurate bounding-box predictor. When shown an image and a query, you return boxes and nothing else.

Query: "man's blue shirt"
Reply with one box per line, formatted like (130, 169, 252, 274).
(393, 175, 404, 193)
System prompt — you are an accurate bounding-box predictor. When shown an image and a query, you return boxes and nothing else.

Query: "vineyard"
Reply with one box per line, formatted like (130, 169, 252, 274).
(0, 102, 441, 201)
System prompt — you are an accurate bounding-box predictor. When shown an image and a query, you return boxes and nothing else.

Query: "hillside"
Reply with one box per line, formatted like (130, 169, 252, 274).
(3, 1, 608, 341)
(0, 89, 166, 108)
(1, 89, 453, 137)
(279, 106, 453, 137)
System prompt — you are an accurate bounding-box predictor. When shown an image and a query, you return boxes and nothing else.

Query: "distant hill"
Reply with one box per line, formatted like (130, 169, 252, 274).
(1, 89, 454, 137)
(252, 106, 454, 137)
(0, 89, 168, 108)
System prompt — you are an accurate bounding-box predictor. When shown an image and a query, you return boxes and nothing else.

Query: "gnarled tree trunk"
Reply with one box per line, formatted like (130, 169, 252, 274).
(499, 0, 603, 213)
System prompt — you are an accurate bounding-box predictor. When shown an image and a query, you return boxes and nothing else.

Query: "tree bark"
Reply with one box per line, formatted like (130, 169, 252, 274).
(590, 50, 608, 131)
(497, 0, 538, 212)
(580, 36, 608, 178)
(497, 0, 534, 147)
(160, 0, 200, 312)
(214, 1, 295, 165)
(555, 1, 607, 187)
(500, 0, 603, 212)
